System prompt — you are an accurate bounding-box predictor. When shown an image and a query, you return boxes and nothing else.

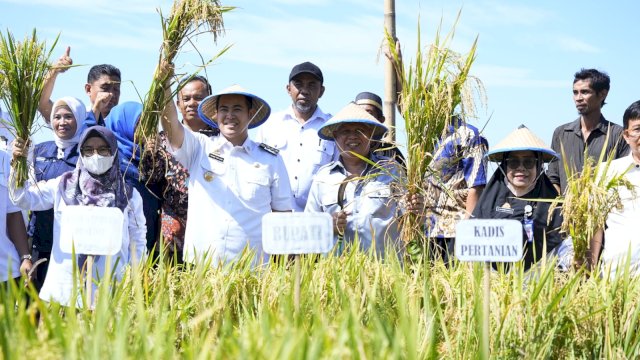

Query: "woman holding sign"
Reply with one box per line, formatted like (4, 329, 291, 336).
(472, 125, 566, 270)
(10, 126, 146, 306)
(305, 102, 423, 258)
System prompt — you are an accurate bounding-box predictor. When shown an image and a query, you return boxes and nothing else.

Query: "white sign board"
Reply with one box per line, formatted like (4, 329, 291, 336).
(455, 219, 523, 262)
(59, 205, 124, 256)
(262, 213, 334, 254)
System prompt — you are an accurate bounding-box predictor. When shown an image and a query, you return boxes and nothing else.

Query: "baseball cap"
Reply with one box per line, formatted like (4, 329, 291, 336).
(289, 62, 323, 83)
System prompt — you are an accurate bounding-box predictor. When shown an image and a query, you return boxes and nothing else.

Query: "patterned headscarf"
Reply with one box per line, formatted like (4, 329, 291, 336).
(51, 96, 87, 150)
(58, 126, 132, 212)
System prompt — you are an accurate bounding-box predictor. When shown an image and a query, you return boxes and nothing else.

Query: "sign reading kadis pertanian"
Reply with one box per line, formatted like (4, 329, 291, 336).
(262, 213, 334, 255)
(455, 219, 523, 262)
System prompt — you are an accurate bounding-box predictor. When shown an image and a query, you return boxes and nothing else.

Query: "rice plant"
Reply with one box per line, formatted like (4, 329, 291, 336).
(385, 13, 485, 258)
(135, 0, 233, 142)
(0, 29, 58, 187)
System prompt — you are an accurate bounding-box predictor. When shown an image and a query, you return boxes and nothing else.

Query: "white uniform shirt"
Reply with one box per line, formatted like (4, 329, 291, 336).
(305, 155, 402, 258)
(601, 154, 640, 277)
(10, 174, 147, 306)
(0, 107, 14, 151)
(0, 151, 21, 282)
(255, 106, 337, 212)
(172, 129, 292, 266)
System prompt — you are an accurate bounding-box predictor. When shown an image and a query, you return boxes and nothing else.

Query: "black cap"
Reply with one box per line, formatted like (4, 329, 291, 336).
(355, 92, 383, 112)
(289, 62, 323, 83)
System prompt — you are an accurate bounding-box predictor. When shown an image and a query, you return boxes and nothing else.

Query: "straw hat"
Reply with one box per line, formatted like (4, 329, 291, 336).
(197, 85, 271, 129)
(318, 102, 388, 141)
(486, 124, 557, 162)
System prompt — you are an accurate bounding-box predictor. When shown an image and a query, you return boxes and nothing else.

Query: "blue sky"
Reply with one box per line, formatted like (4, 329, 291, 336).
(2, 0, 639, 158)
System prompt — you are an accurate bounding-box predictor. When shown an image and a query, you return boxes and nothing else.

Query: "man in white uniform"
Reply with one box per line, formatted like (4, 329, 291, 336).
(255, 62, 337, 212)
(161, 83, 292, 266)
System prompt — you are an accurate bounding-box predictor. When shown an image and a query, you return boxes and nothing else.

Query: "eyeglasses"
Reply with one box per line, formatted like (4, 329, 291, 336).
(505, 157, 537, 170)
(80, 147, 112, 157)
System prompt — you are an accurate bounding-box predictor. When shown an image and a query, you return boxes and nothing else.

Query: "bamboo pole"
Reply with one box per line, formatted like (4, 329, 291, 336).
(384, 0, 397, 142)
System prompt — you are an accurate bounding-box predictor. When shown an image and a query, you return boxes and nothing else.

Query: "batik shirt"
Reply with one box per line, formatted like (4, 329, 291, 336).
(424, 122, 488, 238)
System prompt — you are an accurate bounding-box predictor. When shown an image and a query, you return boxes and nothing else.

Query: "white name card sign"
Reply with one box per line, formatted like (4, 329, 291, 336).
(59, 205, 124, 256)
(262, 213, 334, 254)
(455, 219, 523, 262)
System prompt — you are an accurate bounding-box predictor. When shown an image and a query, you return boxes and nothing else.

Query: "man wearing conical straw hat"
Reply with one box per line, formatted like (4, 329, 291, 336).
(305, 102, 423, 258)
(160, 82, 293, 267)
(547, 68, 629, 194)
(472, 125, 567, 270)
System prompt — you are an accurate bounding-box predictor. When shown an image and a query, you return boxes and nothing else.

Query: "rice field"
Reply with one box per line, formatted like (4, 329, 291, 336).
(1, 248, 639, 359)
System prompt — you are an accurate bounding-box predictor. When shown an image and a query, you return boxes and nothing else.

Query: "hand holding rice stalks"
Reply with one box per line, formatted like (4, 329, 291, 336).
(135, 0, 232, 143)
(0, 29, 58, 187)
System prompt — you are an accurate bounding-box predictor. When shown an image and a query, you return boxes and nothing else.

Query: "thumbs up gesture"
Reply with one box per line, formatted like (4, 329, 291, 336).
(53, 46, 73, 74)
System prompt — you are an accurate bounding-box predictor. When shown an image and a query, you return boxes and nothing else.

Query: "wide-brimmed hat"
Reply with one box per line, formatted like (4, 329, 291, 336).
(486, 124, 557, 162)
(318, 102, 388, 141)
(198, 85, 271, 129)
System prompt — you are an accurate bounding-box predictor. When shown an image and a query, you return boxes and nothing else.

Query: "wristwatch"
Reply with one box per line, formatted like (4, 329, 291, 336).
(21, 254, 32, 261)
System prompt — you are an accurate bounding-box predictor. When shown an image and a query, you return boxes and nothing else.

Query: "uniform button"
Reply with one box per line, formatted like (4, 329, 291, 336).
(300, 143, 303, 146)
(297, 159, 300, 162)
(295, 176, 298, 179)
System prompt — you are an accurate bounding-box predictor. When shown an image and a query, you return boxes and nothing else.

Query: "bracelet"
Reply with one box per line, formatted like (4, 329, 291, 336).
(21, 254, 32, 261)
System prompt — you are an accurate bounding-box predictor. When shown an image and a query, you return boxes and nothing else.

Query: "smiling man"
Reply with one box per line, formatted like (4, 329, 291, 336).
(255, 62, 337, 212)
(161, 83, 292, 266)
(547, 68, 629, 194)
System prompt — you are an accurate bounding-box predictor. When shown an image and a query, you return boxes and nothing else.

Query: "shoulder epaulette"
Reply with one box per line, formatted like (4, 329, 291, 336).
(259, 143, 279, 155)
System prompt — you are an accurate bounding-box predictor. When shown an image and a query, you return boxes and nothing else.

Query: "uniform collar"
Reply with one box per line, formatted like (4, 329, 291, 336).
(214, 135, 254, 154)
(284, 105, 330, 124)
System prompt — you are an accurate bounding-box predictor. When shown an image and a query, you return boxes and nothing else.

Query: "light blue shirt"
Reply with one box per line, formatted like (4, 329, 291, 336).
(305, 154, 402, 258)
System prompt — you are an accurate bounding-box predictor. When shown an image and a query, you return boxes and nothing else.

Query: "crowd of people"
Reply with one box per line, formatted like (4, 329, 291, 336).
(0, 48, 639, 307)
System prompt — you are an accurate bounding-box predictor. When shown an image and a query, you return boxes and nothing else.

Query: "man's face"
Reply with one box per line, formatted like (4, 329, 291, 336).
(177, 80, 209, 124)
(573, 79, 607, 116)
(623, 118, 640, 160)
(85, 75, 121, 113)
(287, 73, 324, 116)
(215, 94, 254, 144)
(358, 104, 384, 123)
(333, 123, 375, 159)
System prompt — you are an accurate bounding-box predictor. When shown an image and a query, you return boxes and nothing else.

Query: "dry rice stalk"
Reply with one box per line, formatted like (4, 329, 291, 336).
(385, 13, 484, 259)
(135, 0, 233, 142)
(0, 29, 58, 187)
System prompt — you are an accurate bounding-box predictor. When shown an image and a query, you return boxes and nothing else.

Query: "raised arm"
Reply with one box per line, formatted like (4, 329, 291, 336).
(159, 62, 184, 150)
(38, 46, 73, 122)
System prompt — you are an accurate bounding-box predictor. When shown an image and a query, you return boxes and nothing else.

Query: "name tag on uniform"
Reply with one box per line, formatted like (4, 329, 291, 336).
(208, 152, 224, 162)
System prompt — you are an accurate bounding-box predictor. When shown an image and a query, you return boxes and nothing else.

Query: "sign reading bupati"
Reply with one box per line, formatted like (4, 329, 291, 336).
(262, 213, 334, 254)
(455, 219, 523, 262)
(59, 205, 124, 256)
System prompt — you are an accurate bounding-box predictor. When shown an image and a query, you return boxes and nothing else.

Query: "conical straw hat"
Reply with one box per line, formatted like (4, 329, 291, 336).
(486, 124, 557, 162)
(198, 85, 271, 129)
(318, 102, 388, 141)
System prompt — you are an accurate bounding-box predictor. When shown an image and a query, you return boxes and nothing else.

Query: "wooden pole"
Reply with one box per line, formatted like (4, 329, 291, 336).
(482, 261, 491, 359)
(86, 255, 94, 307)
(384, 0, 397, 142)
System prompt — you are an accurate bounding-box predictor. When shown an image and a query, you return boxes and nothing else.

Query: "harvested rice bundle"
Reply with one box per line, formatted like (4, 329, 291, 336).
(135, 0, 232, 142)
(0, 29, 58, 187)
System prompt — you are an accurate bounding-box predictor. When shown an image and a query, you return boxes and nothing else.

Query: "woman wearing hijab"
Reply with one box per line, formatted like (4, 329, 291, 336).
(104, 102, 161, 254)
(472, 125, 564, 270)
(10, 126, 146, 306)
(29, 96, 86, 290)
(305, 103, 423, 258)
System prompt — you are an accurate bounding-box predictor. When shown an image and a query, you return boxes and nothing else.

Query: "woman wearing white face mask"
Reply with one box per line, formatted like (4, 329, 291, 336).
(10, 126, 147, 307)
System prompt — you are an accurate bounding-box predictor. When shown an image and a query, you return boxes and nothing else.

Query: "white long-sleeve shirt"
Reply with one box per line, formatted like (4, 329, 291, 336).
(9, 174, 146, 306)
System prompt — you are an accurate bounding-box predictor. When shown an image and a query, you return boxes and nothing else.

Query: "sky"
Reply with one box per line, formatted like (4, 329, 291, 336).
(2, 0, 640, 160)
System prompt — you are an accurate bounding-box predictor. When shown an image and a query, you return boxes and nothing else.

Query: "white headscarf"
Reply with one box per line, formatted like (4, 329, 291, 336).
(51, 96, 87, 150)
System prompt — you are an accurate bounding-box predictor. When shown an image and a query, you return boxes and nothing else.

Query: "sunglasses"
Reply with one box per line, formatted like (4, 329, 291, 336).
(505, 157, 537, 170)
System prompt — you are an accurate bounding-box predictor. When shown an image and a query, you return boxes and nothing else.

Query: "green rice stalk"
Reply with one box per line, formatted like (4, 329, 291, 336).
(0, 29, 58, 187)
(385, 12, 484, 257)
(135, 0, 233, 143)
(552, 136, 633, 269)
